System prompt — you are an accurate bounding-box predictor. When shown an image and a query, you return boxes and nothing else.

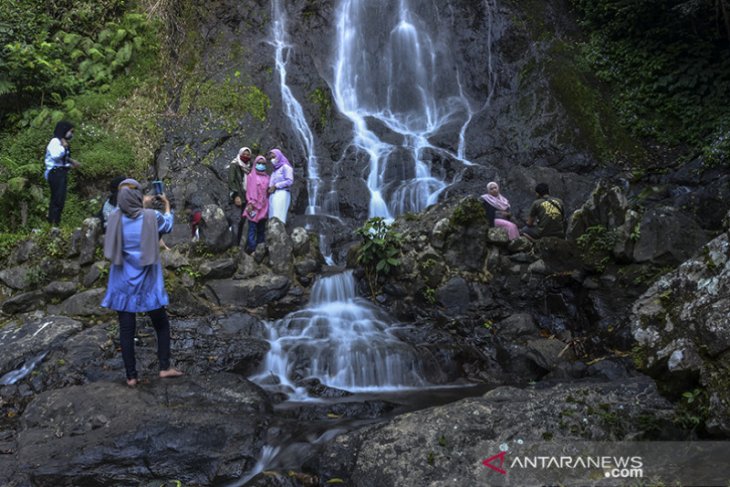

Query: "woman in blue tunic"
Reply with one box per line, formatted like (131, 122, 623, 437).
(101, 179, 182, 386)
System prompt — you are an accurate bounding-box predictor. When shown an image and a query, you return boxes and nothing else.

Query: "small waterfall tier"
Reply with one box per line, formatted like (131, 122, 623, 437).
(251, 271, 432, 398)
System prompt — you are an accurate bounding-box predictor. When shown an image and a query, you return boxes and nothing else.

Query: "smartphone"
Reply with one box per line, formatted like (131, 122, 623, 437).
(152, 180, 164, 195)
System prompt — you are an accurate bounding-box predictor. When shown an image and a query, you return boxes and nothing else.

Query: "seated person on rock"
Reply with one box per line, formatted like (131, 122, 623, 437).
(521, 182, 565, 240)
(480, 181, 519, 240)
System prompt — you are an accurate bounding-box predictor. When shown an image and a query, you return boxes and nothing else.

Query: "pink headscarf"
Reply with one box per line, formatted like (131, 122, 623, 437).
(481, 181, 511, 211)
(245, 156, 270, 222)
(269, 148, 291, 169)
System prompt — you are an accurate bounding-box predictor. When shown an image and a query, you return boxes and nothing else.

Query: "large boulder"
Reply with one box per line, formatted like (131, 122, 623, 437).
(14, 374, 270, 486)
(0, 265, 32, 290)
(1, 290, 46, 315)
(199, 204, 232, 252)
(441, 197, 490, 273)
(314, 378, 674, 486)
(267, 219, 294, 275)
(632, 206, 707, 265)
(566, 182, 628, 240)
(78, 217, 103, 266)
(49, 288, 107, 317)
(630, 230, 730, 435)
(0, 316, 83, 382)
(206, 275, 290, 309)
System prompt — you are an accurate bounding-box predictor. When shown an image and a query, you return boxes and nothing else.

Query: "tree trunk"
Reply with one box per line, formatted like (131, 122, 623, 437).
(20, 201, 28, 226)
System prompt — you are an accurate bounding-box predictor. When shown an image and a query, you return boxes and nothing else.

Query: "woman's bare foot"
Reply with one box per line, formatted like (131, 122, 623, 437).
(126, 378, 138, 387)
(159, 368, 183, 378)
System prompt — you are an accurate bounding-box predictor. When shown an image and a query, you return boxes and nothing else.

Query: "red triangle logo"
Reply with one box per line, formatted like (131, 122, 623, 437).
(482, 451, 507, 475)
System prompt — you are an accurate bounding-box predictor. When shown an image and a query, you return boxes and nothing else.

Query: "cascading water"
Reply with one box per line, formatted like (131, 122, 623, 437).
(250, 271, 432, 399)
(270, 0, 320, 217)
(0, 351, 48, 385)
(331, 0, 496, 217)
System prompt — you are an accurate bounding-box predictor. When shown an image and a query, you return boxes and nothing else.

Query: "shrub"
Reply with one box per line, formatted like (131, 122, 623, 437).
(355, 217, 402, 297)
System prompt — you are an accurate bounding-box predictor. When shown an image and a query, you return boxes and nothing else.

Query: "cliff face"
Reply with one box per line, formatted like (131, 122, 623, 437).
(155, 0, 617, 249)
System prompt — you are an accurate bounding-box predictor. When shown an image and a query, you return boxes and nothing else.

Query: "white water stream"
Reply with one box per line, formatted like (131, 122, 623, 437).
(241, 1, 499, 480)
(250, 271, 431, 400)
(331, 0, 497, 217)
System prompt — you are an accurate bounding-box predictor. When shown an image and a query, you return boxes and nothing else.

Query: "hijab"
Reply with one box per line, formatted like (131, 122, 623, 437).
(108, 176, 126, 207)
(247, 156, 270, 199)
(53, 120, 73, 140)
(269, 148, 291, 169)
(104, 178, 161, 266)
(237, 147, 253, 173)
(481, 181, 511, 211)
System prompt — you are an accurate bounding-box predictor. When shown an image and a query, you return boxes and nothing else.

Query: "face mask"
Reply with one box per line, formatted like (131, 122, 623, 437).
(65, 131, 74, 140)
(255, 163, 267, 172)
(270, 158, 277, 165)
(240, 154, 250, 162)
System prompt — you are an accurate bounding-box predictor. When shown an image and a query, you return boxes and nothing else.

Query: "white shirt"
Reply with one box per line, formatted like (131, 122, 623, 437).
(44, 137, 69, 180)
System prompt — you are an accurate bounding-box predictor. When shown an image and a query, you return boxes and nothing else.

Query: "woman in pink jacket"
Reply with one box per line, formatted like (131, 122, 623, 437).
(244, 156, 271, 253)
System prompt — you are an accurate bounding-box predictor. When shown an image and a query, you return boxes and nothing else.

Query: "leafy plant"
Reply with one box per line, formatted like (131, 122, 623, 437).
(0, 233, 26, 263)
(422, 287, 436, 305)
(675, 387, 709, 430)
(355, 217, 402, 297)
(571, 0, 730, 162)
(576, 225, 617, 272)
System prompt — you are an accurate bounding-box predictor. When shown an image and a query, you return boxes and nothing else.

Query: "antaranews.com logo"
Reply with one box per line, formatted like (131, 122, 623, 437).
(483, 450, 644, 479)
(478, 441, 730, 486)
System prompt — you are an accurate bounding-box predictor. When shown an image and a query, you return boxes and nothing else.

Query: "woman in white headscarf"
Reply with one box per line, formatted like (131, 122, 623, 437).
(480, 181, 519, 240)
(101, 179, 182, 386)
(228, 146, 253, 246)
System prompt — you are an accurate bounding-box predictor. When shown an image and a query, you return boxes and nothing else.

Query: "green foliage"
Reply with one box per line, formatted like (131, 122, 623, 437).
(177, 265, 202, 280)
(675, 387, 709, 429)
(576, 225, 617, 272)
(547, 40, 643, 161)
(0, 4, 164, 234)
(422, 287, 436, 304)
(571, 0, 730, 159)
(355, 217, 402, 297)
(2, 12, 154, 123)
(307, 86, 334, 130)
(450, 198, 485, 227)
(72, 123, 141, 179)
(0, 233, 26, 263)
(26, 265, 48, 287)
(179, 77, 270, 132)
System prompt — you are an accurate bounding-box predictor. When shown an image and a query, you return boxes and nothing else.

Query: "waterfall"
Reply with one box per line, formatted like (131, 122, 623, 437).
(0, 351, 48, 385)
(250, 271, 432, 399)
(270, 0, 320, 217)
(331, 0, 493, 217)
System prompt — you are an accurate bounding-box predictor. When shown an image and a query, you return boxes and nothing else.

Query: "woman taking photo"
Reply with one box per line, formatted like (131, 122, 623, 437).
(44, 120, 81, 225)
(101, 179, 182, 386)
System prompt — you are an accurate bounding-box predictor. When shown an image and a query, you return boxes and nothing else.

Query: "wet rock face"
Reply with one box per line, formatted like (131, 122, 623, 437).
(0, 316, 83, 381)
(631, 206, 708, 264)
(154, 0, 604, 239)
(16, 375, 270, 486)
(312, 378, 674, 486)
(631, 227, 730, 435)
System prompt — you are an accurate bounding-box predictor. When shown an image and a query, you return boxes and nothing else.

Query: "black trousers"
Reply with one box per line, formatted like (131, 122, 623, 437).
(47, 168, 68, 225)
(117, 308, 171, 380)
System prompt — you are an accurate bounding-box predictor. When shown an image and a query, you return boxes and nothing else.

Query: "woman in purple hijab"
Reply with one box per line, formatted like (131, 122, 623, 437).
(266, 148, 294, 224)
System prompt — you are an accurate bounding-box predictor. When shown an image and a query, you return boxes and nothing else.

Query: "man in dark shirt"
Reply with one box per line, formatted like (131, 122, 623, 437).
(521, 183, 565, 240)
